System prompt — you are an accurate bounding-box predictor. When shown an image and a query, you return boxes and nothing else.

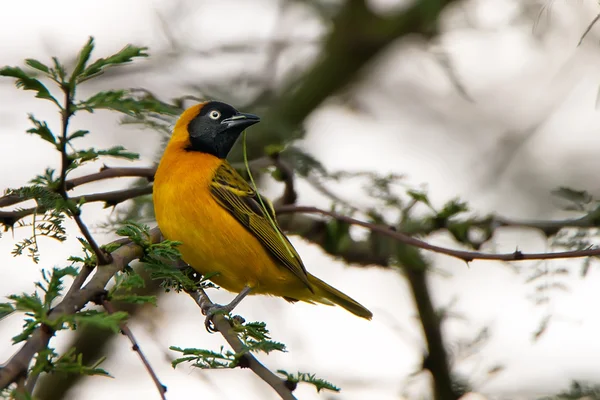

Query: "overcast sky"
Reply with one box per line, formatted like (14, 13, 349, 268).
(2, 1, 600, 399)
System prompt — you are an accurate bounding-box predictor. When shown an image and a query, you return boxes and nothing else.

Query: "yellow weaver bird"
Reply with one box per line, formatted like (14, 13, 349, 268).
(153, 101, 372, 329)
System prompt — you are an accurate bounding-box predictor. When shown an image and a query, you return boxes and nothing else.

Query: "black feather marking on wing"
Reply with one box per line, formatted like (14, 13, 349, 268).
(210, 162, 313, 292)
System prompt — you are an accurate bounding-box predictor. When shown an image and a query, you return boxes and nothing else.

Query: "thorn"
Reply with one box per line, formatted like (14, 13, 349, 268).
(236, 354, 251, 369)
(283, 380, 297, 392)
(513, 249, 524, 260)
(90, 290, 109, 305)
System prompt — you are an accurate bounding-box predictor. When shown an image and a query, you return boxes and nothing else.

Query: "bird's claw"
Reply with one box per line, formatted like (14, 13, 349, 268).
(203, 304, 229, 333)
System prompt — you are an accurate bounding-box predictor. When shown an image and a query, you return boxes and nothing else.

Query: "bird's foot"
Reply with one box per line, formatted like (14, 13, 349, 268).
(200, 286, 252, 333)
(202, 303, 232, 333)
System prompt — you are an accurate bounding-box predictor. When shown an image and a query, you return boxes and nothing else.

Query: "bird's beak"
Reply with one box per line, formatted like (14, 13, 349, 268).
(221, 113, 260, 130)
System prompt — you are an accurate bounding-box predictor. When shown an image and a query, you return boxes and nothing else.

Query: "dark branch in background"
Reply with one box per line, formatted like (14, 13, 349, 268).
(0, 228, 161, 390)
(270, 154, 297, 207)
(102, 300, 166, 399)
(275, 206, 600, 262)
(34, 270, 164, 400)
(188, 289, 297, 400)
(579, 12, 600, 45)
(233, 0, 463, 160)
(397, 243, 459, 400)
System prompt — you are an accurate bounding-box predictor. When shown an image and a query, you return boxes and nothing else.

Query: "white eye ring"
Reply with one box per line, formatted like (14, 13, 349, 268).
(209, 110, 221, 120)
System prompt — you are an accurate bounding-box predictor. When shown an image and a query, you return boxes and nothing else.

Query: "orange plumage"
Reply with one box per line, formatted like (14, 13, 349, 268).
(153, 102, 372, 319)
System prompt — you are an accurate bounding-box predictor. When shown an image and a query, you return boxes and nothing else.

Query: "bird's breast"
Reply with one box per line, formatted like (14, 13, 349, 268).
(153, 149, 289, 293)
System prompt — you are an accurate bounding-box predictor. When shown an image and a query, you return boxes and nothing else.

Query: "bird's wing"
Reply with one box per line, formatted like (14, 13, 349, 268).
(210, 161, 313, 291)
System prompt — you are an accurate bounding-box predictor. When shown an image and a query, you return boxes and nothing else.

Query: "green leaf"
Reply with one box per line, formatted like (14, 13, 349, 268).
(26, 114, 57, 147)
(437, 198, 468, 220)
(0, 302, 15, 320)
(32, 347, 111, 378)
(407, 190, 432, 208)
(277, 370, 340, 393)
(51, 57, 66, 83)
(66, 146, 139, 172)
(73, 310, 127, 333)
(67, 130, 89, 141)
(25, 58, 50, 74)
(241, 339, 286, 355)
(0, 66, 59, 106)
(70, 37, 95, 85)
(80, 44, 148, 82)
(77, 90, 179, 117)
(111, 294, 156, 305)
(170, 346, 236, 369)
(37, 266, 79, 309)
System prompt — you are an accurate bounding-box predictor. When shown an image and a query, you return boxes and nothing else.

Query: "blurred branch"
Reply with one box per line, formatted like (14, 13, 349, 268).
(276, 205, 600, 262)
(397, 244, 459, 400)
(0, 228, 162, 389)
(579, 12, 600, 45)
(234, 0, 462, 159)
(102, 300, 166, 399)
(271, 154, 297, 207)
(34, 270, 163, 399)
(188, 289, 297, 400)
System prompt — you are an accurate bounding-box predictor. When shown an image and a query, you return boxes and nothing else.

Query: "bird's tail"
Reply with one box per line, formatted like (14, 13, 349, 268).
(308, 274, 373, 320)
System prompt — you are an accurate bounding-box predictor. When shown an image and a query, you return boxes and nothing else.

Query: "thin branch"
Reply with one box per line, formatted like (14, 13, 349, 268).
(579, 13, 600, 46)
(275, 205, 600, 262)
(0, 228, 162, 389)
(0, 186, 153, 224)
(66, 166, 155, 189)
(0, 166, 155, 209)
(102, 300, 166, 399)
(271, 154, 297, 207)
(56, 85, 110, 265)
(187, 289, 297, 400)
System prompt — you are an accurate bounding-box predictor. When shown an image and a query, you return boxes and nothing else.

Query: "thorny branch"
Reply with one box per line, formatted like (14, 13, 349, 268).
(276, 205, 600, 263)
(102, 300, 167, 400)
(188, 289, 298, 400)
(4, 166, 600, 263)
(0, 228, 162, 390)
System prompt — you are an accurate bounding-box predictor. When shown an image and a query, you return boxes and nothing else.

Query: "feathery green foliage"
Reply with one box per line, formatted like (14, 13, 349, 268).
(276, 370, 340, 393)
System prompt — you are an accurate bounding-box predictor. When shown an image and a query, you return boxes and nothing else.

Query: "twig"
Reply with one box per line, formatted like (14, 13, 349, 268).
(0, 228, 162, 389)
(0, 186, 153, 224)
(56, 85, 110, 265)
(66, 166, 155, 189)
(0, 166, 156, 209)
(271, 153, 297, 206)
(102, 300, 166, 400)
(579, 13, 600, 46)
(275, 205, 600, 262)
(188, 289, 297, 400)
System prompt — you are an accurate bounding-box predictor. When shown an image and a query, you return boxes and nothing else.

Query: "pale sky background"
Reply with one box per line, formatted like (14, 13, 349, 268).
(2, 1, 600, 399)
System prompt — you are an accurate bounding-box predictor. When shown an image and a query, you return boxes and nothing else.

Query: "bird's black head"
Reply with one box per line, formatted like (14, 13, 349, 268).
(186, 101, 260, 158)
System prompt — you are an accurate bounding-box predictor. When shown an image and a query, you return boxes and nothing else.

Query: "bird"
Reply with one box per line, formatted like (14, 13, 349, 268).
(153, 101, 372, 330)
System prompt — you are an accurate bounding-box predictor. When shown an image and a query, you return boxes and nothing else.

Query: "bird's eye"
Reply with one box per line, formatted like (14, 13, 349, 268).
(209, 110, 221, 120)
